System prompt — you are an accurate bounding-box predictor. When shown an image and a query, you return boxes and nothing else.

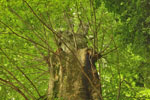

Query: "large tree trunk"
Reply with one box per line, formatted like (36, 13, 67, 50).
(47, 48, 102, 100)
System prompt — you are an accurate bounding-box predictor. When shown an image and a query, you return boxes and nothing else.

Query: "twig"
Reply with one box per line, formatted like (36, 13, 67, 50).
(111, 36, 121, 100)
(0, 78, 29, 100)
(0, 47, 38, 99)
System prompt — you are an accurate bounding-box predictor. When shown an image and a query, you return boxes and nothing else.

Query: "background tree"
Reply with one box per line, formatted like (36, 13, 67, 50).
(0, 0, 150, 100)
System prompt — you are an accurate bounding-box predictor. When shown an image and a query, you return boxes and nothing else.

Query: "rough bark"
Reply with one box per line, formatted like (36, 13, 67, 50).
(47, 48, 102, 100)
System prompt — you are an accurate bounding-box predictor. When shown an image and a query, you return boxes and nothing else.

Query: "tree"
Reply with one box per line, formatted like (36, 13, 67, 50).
(0, 0, 150, 100)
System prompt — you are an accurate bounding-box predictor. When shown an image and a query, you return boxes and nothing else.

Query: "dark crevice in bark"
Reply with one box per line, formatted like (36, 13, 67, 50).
(47, 48, 102, 100)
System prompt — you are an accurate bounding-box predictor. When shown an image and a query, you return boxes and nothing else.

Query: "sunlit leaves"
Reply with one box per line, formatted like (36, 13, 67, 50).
(0, 0, 150, 100)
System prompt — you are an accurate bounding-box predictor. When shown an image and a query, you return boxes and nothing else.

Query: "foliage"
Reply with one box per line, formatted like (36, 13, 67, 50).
(0, 0, 149, 100)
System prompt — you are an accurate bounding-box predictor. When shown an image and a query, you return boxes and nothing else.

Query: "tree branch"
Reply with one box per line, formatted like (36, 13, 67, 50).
(0, 78, 29, 100)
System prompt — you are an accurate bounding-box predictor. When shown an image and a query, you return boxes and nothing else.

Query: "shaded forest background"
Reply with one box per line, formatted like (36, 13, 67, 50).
(0, 0, 150, 100)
